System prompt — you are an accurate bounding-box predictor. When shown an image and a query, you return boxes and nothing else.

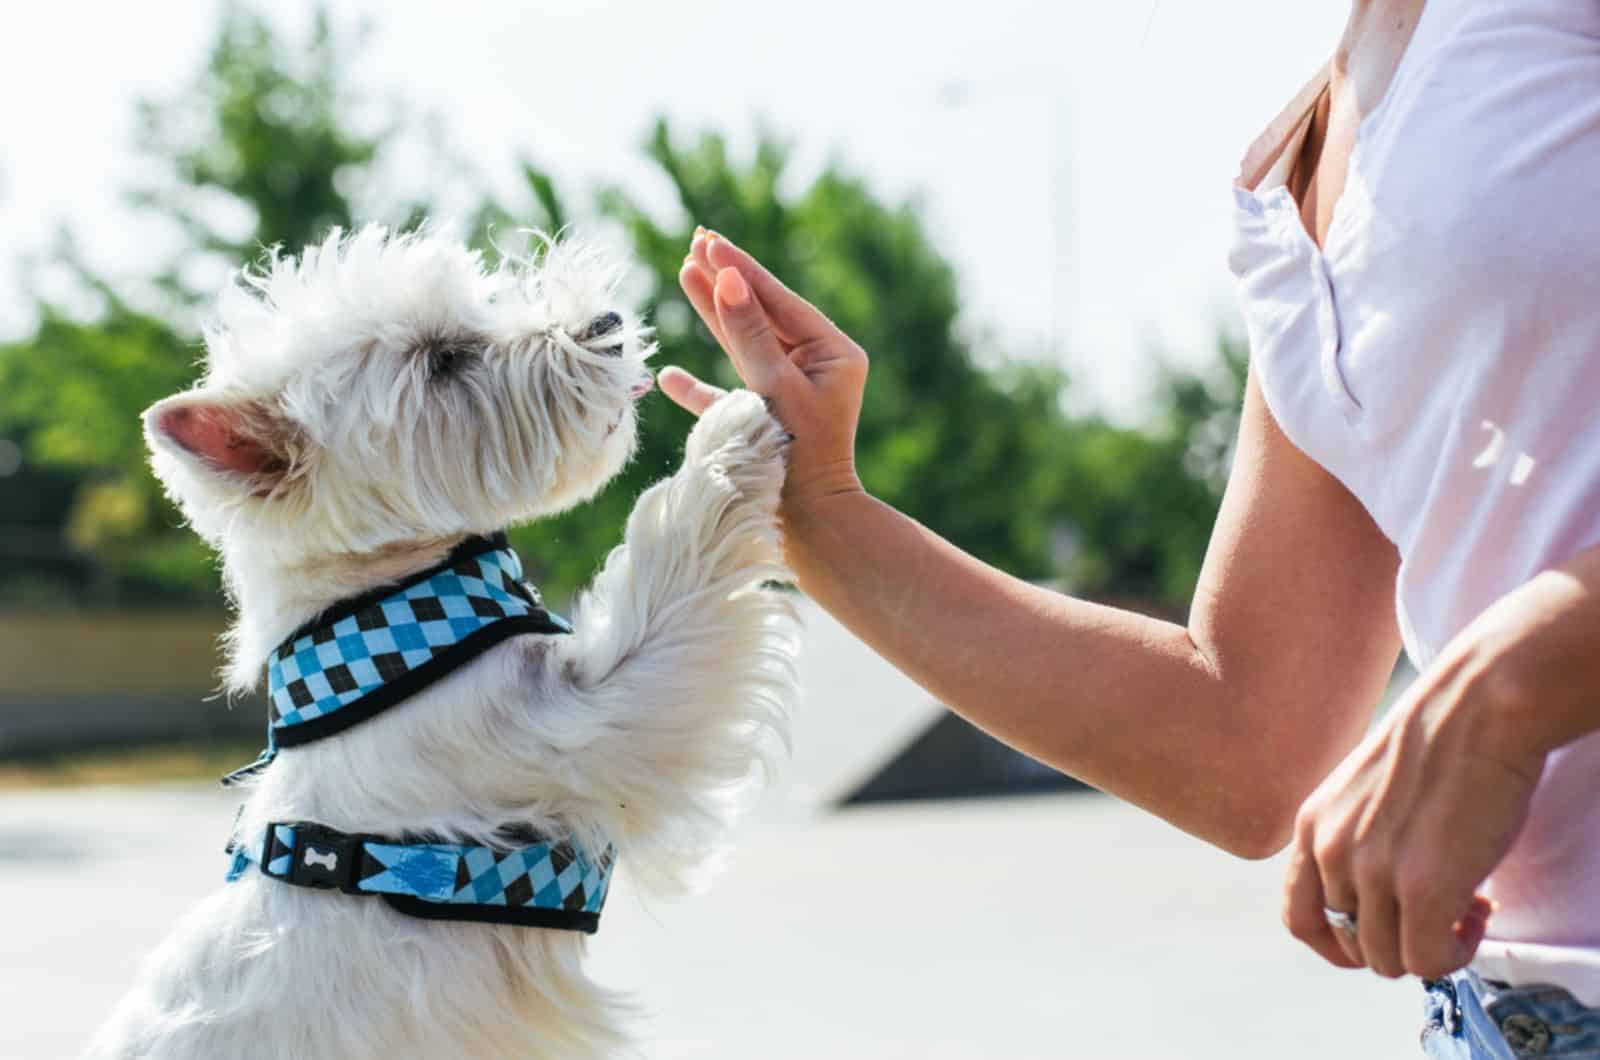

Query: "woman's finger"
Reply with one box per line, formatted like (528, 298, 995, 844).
(1319, 874, 1367, 967)
(704, 232, 839, 344)
(679, 259, 730, 352)
(713, 267, 795, 393)
(1401, 885, 1489, 979)
(691, 227, 716, 276)
(1283, 840, 1364, 970)
(656, 366, 725, 417)
(1451, 895, 1493, 959)
(688, 230, 735, 343)
(1355, 885, 1405, 978)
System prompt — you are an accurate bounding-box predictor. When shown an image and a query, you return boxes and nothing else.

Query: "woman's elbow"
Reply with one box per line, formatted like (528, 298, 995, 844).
(1214, 718, 1348, 860)
(1214, 785, 1302, 861)
(1222, 816, 1295, 861)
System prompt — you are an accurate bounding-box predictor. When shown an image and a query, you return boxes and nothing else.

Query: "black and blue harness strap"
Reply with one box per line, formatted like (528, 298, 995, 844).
(222, 533, 572, 786)
(226, 821, 611, 934)
(266, 532, 571, 748)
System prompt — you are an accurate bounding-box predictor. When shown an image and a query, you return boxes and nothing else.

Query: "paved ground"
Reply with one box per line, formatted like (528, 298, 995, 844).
(0, 784, 1421, 1059)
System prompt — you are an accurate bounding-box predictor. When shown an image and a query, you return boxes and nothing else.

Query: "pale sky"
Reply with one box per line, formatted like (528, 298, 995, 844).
(0, 1, 1347, 417)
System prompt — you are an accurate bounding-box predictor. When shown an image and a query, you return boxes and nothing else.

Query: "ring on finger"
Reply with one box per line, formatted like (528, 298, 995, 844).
(1323, 906, 1359, 938)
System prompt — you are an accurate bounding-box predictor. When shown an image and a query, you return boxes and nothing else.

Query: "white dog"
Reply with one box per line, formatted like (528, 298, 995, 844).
(89, 227, 800, 1059)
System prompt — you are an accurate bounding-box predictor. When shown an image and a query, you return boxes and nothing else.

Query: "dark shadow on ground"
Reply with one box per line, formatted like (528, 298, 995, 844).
(839, 709, 1095, 806)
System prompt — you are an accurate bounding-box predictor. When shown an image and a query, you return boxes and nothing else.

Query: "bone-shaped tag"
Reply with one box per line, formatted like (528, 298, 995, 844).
(303, 846, 338, 872)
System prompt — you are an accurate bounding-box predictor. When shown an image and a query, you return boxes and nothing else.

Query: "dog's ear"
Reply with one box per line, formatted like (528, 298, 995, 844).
(144, 393, 297, 491)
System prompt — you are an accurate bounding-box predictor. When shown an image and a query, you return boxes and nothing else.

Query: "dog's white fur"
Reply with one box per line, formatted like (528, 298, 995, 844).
(88, 226, 799, 1059)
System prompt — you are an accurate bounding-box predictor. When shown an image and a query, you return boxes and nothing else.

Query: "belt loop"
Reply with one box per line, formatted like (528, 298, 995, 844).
(1442, 975, 1463, 1037)
(1425, 976, 1464, 1038)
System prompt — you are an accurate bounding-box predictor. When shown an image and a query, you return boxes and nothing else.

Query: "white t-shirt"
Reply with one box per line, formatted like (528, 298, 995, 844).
(1228, 0, 1600, 1000)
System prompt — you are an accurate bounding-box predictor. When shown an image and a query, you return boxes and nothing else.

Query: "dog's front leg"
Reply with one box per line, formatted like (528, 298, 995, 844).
(536, 390, 799, 886)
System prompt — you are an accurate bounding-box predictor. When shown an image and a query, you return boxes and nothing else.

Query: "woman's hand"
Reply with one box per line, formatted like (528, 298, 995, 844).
(1282, 555, 1600, 979)
(1282, 665, 1524, 978)
(665, 229, 868, 510)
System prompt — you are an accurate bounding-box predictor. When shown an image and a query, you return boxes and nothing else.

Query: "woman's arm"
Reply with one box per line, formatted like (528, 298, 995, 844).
(669, 233, 1402, 858)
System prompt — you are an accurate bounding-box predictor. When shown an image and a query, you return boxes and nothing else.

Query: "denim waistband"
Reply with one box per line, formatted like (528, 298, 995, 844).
(1423, 970, 1600, 1058)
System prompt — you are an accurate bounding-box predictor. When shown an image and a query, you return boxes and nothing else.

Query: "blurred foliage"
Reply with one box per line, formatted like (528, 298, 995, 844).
(0, 4, 1246, 615)
(0, 4, 377, 606)
(135, 7, 374, 272)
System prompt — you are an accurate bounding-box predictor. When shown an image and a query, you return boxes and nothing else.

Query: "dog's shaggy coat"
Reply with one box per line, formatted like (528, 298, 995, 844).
(89, 227, 799, 1059)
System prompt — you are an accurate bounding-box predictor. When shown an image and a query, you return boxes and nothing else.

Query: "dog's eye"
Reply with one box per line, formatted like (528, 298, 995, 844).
(578, 312, 625, 357)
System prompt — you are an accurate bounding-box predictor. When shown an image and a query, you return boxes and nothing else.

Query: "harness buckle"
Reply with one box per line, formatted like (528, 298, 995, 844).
(284, 823, 366, 895)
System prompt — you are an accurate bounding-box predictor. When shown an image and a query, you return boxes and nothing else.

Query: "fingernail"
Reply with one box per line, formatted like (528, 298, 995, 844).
(705, 230, 720, 245)
(694, 224, 706, 238)
(716, 267, 749, 307)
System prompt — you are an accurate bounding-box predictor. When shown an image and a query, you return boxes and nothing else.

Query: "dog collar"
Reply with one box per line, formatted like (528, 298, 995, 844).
(226, 821, 612, 933)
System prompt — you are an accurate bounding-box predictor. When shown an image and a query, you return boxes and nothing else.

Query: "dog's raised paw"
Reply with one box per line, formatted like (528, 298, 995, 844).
(685, 390, 790, 474)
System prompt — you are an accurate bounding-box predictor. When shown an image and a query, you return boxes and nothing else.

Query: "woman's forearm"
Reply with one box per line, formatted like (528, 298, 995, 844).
(1470, 545, 1600, 759)
(786, 489, 1298, 857)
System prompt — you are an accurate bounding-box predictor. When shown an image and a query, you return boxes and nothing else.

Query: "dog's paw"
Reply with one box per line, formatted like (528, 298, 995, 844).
(684, 390, 791, 481)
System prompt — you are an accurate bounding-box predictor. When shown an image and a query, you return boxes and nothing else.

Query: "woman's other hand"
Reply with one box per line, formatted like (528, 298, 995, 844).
(666, 229, 868, 510)
(1282, 681, 1519, 979)
(1279, 558, 1600, 979)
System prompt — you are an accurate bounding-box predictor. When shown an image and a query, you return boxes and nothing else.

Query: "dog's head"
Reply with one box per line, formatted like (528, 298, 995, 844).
(145, 226, 654, 559)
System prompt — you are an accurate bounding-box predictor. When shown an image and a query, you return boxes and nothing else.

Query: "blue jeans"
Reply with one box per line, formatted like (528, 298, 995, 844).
(1423, 970, 1600, 1058)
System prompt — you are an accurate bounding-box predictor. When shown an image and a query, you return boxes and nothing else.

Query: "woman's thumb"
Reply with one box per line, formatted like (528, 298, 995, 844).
(657, 366, 726, 417)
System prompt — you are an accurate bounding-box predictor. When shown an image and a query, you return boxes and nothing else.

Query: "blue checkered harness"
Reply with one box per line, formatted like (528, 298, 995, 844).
(265, 534, 572, 746)
(222, 534, 613, 933)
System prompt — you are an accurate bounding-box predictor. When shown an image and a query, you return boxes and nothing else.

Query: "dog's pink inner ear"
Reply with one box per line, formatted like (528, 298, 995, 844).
(157, 403, 286, 478)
